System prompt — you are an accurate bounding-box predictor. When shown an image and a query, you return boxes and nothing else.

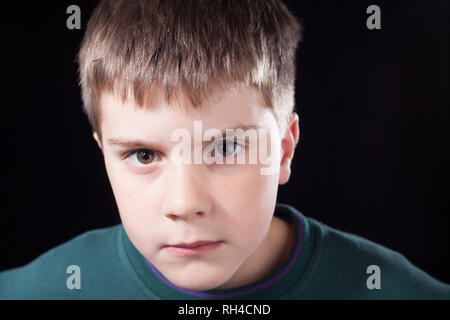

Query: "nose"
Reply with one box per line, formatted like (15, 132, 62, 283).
(162, 165, 212, 222)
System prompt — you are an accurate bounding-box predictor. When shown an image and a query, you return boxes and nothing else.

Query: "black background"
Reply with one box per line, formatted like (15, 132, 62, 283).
(1, 1, 448, 284)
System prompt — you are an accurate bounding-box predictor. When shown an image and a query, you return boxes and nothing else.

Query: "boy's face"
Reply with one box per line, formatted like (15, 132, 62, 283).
(94, 84, 298, 291)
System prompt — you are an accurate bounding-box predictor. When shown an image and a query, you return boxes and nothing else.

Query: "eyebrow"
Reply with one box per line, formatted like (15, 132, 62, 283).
(106, 125, 262, 150)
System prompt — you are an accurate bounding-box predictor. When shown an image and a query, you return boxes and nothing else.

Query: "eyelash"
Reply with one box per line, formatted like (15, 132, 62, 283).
(122, 139, 246, 167)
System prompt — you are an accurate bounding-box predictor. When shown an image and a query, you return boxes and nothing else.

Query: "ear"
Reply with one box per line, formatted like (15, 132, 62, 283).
(93, 131, 103, 152)
(278, 112, 300, 185)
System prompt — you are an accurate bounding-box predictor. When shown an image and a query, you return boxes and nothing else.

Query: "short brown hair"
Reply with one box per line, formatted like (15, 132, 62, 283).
(77, 0, 302, 139)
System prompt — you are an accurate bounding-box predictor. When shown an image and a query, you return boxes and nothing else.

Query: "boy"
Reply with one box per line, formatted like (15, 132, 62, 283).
(0, 0, 449, 299)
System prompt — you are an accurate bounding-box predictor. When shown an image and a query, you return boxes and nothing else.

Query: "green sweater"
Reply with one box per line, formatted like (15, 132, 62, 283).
(1, 203, 449, 299)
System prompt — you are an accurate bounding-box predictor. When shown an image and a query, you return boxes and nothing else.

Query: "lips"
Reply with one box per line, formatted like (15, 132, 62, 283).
(166, 240, 221, 248)
(164, 241, 223, 256)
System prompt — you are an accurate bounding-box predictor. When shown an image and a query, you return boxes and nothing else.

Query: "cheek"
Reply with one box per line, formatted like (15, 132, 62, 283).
(218, 168, 279, 244)
(103, 155, 161, 230)
(104, 156, 136, 211)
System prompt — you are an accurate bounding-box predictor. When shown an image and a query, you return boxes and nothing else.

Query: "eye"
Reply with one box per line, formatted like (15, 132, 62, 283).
(126, 149, 157, 167)
(210, 139, 243, 158)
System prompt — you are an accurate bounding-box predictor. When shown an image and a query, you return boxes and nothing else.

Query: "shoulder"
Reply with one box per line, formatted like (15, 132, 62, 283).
(303, 216, 450, 299)
(0, 225, 122, 299)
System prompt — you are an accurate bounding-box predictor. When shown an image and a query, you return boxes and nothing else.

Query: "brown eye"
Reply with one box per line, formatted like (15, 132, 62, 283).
(136, 150, 154, 164)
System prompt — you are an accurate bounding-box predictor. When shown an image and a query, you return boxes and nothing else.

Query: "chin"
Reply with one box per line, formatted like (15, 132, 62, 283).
(168, 271, 231, 292)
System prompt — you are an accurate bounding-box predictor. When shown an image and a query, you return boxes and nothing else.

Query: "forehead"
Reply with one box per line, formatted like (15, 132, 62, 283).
(98, 84, 276, 135)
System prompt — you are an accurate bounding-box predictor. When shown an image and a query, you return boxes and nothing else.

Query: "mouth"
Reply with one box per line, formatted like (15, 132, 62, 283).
(164, 240, 223, 256)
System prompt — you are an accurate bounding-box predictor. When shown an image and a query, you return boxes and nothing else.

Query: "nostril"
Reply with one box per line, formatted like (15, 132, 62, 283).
(165, 211, 206, 221)
(167, 213, 178, 221)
